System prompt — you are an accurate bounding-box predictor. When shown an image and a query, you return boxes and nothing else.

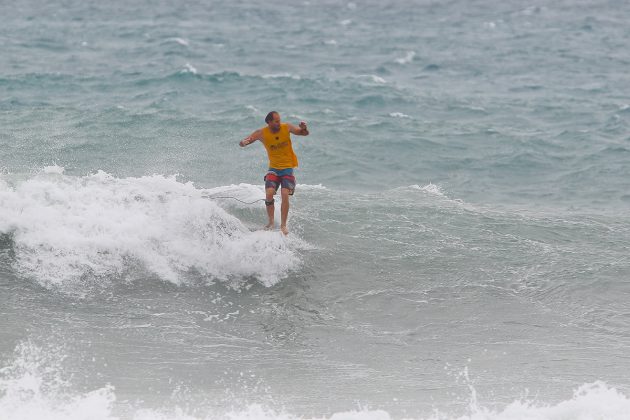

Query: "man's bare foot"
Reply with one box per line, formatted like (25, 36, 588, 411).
(280, 225, 289, 235)
(264, 222, 274, 230)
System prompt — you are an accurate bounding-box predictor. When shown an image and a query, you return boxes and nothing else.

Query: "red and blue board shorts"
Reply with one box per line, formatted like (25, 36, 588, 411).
(264, 168, 296, 195)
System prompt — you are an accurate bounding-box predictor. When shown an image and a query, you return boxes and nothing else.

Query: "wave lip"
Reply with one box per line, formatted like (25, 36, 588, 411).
(0, 169, 303, 290)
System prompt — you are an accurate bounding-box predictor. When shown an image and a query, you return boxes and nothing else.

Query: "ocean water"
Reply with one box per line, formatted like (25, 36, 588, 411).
(1, 0, 630, 418)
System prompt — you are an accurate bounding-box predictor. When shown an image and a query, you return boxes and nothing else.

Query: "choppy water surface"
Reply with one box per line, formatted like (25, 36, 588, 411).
(1, 0, 630, 418)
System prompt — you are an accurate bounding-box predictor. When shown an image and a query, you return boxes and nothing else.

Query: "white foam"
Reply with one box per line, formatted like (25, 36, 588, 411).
(0, 170, 304, 289)
(202, 183, 265, 204)
(355, 75, 387, 84)
(297, 183, 328, 190)
(2, 342, 630, 420)
(405, 183, 446, 197)
(145, 383, 630, 419)
(42, 165, 65, 175)
(246, 105, 260, 113)
(441, 381, 630, 420)
(261, 73, 301, 80)
(170, 37, 190, 47)
(389, 112, 411, 119)
(395, 51, 416, 65)
(181, 63, 197, 74)
(0, 341, 116, 420)
(206, 183, 326, 195)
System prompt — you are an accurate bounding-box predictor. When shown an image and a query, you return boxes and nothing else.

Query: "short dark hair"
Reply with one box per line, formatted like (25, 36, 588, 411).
(265, 111, 278, 124)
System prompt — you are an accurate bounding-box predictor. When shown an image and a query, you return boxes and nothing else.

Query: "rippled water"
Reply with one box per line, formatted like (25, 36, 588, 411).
(1, 0, 630, 418)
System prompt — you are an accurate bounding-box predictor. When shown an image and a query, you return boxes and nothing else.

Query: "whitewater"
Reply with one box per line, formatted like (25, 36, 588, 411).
(1, 0, 630, 419)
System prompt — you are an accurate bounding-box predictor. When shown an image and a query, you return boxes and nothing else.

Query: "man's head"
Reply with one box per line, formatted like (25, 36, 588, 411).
(265, 111, 281, 131)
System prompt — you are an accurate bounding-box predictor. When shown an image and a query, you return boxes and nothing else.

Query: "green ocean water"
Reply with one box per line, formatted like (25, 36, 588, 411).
(1, 0, 630, 418)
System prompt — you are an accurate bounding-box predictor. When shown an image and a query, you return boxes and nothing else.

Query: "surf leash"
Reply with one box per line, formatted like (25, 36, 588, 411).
(201, 194, 265, 205)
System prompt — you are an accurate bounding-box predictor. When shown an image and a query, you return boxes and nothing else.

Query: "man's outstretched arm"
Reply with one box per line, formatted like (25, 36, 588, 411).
(288, 121, 309, 136)
(239, 129, 262, 147)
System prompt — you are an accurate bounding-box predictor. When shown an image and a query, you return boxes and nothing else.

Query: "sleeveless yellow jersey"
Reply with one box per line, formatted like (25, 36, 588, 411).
(261, 123, 298, 169)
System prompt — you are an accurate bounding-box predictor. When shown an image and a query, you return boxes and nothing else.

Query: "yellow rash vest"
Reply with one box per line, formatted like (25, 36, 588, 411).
(261, 123, 298, 169)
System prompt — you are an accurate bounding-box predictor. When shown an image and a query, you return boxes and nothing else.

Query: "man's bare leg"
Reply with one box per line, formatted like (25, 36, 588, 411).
(265, 187, 276, 230)
(280, 188, 290, 235)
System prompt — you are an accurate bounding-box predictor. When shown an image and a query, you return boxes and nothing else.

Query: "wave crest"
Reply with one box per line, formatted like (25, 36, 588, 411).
(0, 170, 304, 291)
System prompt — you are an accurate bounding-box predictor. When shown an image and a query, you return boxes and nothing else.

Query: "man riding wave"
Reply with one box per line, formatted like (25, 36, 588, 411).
(239, 111, 309, 235)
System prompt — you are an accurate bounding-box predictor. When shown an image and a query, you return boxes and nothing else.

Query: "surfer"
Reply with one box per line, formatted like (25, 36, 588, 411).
(239, 111, 309, 235)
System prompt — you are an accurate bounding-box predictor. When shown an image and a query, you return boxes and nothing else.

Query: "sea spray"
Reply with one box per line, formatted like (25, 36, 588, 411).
(0, 169, 306, 290)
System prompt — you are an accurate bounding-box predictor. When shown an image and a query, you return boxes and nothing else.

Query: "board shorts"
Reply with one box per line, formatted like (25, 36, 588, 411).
(264, 168, 296, 195)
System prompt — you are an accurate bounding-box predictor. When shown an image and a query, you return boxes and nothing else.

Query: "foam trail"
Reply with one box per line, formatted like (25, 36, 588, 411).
(0, 169, 303, 290)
